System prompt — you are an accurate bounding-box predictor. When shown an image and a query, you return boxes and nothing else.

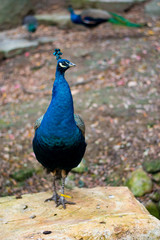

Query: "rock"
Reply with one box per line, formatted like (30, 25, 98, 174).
(10, 168, 36, 182)
(0, 37, 56, 59)
(0, 39, 38, 58)
(145, 0, 160, 16)
(143, 159, 160, 173)
(0, 51, 4, 61)
(65, 174, 76, 189)
(37, 36, 56, 44)
(71, 0, 147, 11)
(0, 187, 160, 239)
(72, 159, 88, 173)
(128, 81, 137, 87)
(36, 13, 73, 29)
(145, 200, 160, 219)
(152, 172, 160, 183)
(126, 168, 152, 197)
(150, 191, 160, 202)
(78, 179, 86, 188)
(88, 0, 146, 12)
(0, 0, 33, 30)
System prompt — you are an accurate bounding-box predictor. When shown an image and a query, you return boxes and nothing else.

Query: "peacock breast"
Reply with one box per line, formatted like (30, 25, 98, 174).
(35, 124, 82, 149)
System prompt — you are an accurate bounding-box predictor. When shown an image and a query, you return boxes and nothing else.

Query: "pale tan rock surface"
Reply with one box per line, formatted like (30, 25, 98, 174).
(0, 187, 160, 240)
(0, 37, 56, 59)
(36, 14, 72, 29)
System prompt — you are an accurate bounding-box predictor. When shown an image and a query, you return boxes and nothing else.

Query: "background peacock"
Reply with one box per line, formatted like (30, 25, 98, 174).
(33, 49, 87, 209)
(23, 15, 38, 39)
(68, 6, 147, 28)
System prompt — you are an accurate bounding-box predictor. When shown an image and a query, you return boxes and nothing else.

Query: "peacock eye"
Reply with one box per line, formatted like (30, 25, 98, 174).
(59, 62, 66, 68)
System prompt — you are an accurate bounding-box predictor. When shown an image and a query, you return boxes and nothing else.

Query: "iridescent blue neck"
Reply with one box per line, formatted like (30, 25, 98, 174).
(55, 65, 65, 79)
(70, 10, 82, 24)
(39, 67, 77, 140)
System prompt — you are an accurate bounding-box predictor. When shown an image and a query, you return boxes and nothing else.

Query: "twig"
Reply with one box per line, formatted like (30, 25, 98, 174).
(21, 85, 51, 96)
(70, 76, 97, 87)
(21, 76, 97, 95)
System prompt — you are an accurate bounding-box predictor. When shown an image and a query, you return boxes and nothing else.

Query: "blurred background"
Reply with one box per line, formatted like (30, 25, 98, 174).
(0, 0, 160, 218)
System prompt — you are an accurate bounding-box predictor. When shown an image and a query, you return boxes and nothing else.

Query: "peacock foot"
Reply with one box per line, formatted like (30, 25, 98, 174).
(56, 196, 76, 209)
(44, 193, 60, 204)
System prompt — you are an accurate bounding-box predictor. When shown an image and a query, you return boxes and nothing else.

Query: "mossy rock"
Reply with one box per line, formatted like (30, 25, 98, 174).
(72, 159, 88, 173)
(11, 168, 35, 182)
(152, 172, 160, 183)
(0, 0, 32, 30)
(143, 159, 160, 173)
(150, 191, 160, 202)
(126, 168, 152, 197)
(145, 200, 160, 219)
(105, 172, 122, 186)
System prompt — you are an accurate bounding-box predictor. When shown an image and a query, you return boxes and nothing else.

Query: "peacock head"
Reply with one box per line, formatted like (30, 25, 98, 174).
(68, 5, 74, 13)
(57, 59, 76, 72)
(53, 48, 76, 72)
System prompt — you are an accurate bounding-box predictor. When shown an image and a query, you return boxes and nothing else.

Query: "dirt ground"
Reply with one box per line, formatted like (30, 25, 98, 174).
(0, 4, 160, 202)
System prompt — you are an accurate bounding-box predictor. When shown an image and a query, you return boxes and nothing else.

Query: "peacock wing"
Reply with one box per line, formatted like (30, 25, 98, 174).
(81, 9, 111, 20)
(34, 114, 85, 135)
(23, 15, 38, 25)
(34, 115, 44, 130)
(74, 114, 85, 137)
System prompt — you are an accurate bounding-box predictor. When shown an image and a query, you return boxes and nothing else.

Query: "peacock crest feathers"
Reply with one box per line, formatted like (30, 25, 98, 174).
(53, 48, 63, 60)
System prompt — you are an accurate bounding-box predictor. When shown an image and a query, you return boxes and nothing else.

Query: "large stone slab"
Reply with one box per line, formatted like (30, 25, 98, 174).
(0, 0, 32, 30)
(0, 39, 38, 58)
(0, 37, 56, 59)
(36, 13, 73, 29)
(0, 187, 160, 240)
(145, 0, 160, 16)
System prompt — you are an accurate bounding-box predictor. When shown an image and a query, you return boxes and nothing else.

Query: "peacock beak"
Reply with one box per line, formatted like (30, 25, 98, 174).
(68, 62, 76, 67)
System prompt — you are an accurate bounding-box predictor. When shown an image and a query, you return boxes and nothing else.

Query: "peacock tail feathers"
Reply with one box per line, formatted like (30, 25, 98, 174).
(108, 12, 145, 28)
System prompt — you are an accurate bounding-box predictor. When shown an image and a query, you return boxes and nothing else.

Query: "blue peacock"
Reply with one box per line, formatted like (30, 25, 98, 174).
(23, 15, 38, 39)
(33, 49, 87, 209)
(68, 6, 147, 28)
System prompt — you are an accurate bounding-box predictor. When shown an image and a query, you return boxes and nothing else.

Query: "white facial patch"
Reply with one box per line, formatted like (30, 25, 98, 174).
(59, 62, 66, 68)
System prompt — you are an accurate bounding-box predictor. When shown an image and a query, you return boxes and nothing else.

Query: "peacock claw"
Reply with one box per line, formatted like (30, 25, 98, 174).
(45, 193, 60, 204)
(56, 196, 76, 209)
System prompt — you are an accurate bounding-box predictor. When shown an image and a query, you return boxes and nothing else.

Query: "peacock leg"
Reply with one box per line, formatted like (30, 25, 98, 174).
(57, 170, 75, 209)
(28, 32, 32, 41)
(45, 170, 59, 204)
